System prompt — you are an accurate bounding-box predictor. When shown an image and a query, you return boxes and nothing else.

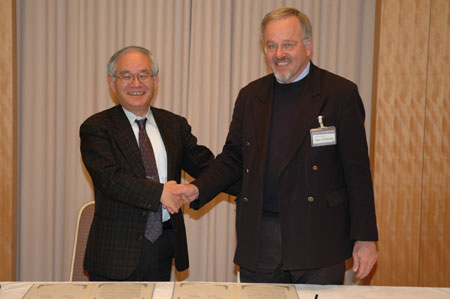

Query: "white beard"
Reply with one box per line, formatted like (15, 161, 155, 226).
(273, 70, 294, 83)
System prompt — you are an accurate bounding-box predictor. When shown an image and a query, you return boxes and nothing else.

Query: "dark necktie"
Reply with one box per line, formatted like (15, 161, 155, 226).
(136, 118, 163, 243)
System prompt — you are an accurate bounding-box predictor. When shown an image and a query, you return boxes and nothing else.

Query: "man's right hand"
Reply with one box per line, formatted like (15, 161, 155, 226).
(161, 180, 184, 214)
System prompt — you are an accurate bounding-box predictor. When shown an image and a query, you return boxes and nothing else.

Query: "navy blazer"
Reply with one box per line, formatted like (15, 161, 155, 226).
(80, 105, 213, 279)
(192, 63, 378, 271)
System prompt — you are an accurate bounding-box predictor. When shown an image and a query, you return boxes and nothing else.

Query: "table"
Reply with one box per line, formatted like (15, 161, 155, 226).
(1, 281, 449, 299)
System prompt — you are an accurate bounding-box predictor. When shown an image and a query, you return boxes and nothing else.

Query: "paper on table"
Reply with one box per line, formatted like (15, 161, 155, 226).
(23, 283, 91, 299)
(22, 282, 154, 299)
(237, 284, 299, 299)
(86, 282, 154, 299)
(172, 282, 298, 299)
(173, 282, 234, 299)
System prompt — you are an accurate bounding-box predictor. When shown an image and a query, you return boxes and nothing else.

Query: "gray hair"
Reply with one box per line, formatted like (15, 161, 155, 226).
(107, 46, 159, 79)
(260, 7, 312, 45)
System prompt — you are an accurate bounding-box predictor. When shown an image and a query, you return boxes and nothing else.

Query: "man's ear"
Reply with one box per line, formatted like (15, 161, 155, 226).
(107, 75, 116, 93)
(305, 38, 312, 57)
(153, 75, 159, 90)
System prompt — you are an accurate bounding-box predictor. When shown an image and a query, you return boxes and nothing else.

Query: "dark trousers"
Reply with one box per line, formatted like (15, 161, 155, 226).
(240, 214, 346, 284)
(89, 221, 174, 281)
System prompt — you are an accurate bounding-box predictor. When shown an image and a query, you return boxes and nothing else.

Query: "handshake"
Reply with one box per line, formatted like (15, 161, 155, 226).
(160, 180, 200, 214)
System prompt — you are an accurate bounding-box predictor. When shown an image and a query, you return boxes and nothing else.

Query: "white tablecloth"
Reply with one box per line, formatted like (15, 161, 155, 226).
(1, 281, 449, 299)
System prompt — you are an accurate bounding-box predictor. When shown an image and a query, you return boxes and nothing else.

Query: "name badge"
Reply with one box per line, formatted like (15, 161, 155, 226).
(310, 115, 336, 147)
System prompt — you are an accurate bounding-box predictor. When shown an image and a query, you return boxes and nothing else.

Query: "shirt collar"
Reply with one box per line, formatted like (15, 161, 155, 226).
(122, 106, 157, 127)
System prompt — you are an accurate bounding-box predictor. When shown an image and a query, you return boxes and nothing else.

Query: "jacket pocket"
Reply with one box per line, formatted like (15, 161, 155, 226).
(324, 187, 348, 207)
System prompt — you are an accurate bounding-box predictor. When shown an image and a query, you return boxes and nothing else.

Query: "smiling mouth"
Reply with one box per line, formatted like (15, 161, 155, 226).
(127, 91, 145, 96)
(274, 57, 291, 67)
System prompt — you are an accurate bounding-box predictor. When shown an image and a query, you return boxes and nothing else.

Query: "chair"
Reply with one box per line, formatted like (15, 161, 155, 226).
(69, 200, 95, 281)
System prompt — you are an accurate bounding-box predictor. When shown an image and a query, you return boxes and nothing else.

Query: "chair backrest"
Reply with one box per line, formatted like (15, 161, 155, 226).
(69, 200, 95, 281)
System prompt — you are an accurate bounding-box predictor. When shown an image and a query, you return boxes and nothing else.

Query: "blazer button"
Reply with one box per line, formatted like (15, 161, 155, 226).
(312, 165, 319, 171)
(246, 168, 250, 173)
(243, 197, 249, 202)
(307, 196, 314, 202)
(245, 141, 251, 147)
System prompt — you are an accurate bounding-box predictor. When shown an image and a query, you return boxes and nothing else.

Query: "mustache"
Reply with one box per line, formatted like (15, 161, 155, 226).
(272, 56, 291, 64)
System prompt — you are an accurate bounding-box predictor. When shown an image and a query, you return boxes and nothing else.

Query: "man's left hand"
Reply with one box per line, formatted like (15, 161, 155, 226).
(352, 240, 378, 279)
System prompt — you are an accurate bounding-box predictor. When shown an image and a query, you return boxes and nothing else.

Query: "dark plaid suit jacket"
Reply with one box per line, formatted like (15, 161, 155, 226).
(80, 105, 213, 280)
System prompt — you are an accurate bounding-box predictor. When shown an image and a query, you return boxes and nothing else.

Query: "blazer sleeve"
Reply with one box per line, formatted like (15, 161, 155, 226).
(178, 116, 215, 179)
(190, 91, 246, 209)
(336, 85, 378, 241)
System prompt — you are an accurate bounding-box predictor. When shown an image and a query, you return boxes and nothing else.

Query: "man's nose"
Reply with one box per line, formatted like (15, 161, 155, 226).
(130, 75, 142, 86)
(275, 45, 286, 57)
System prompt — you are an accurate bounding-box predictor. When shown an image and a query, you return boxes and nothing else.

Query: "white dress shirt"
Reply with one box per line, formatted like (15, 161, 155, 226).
(123, 107, 170, 221)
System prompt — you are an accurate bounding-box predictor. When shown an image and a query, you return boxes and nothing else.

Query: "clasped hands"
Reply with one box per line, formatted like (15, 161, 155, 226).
(160, 181, 199, 214)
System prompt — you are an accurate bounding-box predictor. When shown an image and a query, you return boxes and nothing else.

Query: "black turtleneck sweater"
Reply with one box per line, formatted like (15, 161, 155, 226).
(263, 77, 307, 215)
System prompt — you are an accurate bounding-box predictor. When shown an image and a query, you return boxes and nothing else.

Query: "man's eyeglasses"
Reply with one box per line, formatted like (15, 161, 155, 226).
(264, 38, 308, 53)
(113, 72, 153, 84)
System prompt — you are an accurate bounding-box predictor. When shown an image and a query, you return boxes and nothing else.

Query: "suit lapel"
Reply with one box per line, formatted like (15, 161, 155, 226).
(109, 106, 146, 178)
(279, 64, 326, 173)
(252, 76, 274, 180)
(152, 107, 175, 180)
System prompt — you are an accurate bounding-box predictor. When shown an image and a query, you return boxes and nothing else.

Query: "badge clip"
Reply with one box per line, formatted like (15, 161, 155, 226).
(310, 115, 336, 147)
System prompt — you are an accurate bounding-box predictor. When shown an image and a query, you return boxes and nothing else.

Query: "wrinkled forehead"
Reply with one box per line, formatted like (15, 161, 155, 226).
(115, 51, 152, 72)
(264, 16, 303, 43)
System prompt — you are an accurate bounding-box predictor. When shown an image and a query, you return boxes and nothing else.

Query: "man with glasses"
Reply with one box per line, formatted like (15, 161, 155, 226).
(176, 7, 378, 284)
(80, 46, 213, 281)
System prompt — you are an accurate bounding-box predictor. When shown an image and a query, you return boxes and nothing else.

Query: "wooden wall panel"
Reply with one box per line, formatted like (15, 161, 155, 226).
(370, 0, 431, 286)
(0, 0, 17, 281)
(420, 0, 450, 287)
